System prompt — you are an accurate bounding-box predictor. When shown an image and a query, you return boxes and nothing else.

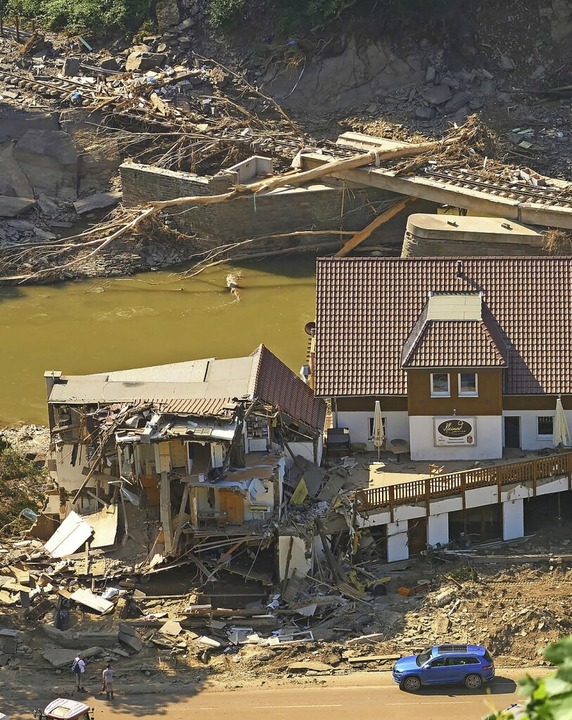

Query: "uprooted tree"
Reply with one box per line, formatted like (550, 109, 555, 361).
(1, 136, 456, 284)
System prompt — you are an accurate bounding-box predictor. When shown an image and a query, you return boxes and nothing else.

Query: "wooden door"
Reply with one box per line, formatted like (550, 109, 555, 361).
(408, 517, 427, 555)
(504, 416, 521, 448)
(219, 490, 244, 525)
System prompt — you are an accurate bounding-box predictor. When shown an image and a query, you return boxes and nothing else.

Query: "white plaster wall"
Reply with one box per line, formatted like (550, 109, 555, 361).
(502, 484, 533, 501)
(428, 513, 449, 546)
(536, 476, 569, 496)
(503, 498, 524, 540)
(502, 410, 570, 451)
(356, 509, 392, 528)
(279, 535, 311, 581)
(409, 415, 503, 460)
(387, 521, 409, 562)
(466, 484, 498, 508)
(288, 441, 317, 465)
(430, 496, 463, 514)
(52, 446, 91, 490)
(335, 410, 409, 448)
(243, 479, 274, 521)
(394, 505, 427, 522)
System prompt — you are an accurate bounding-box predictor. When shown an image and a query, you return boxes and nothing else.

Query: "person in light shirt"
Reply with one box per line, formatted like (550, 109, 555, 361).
(102, 662, 114, 700)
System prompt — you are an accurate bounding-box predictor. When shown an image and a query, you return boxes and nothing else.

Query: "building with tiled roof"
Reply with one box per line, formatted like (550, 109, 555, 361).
(44, 346, 326, 558)
(314, 257, 572, 460)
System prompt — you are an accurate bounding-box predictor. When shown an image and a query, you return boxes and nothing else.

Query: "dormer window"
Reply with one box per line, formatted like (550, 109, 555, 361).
(458, 372, 478, 397)
(431, 373, 450, 397)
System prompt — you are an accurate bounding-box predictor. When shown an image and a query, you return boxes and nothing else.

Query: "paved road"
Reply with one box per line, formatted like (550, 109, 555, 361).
(2, 670, 527, 720)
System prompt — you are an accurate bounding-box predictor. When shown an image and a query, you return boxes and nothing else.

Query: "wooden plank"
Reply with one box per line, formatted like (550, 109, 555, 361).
(172, 483, 191, 554)
(335, 197, 412, 257)
(346, 654, 399, 663)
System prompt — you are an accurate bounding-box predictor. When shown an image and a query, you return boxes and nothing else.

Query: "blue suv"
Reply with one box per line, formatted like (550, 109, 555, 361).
(393, 644, 495, 692)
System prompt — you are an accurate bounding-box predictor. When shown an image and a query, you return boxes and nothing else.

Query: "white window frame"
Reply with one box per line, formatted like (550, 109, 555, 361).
(537, 415, 554, 438)
(430, 373, 450, 397)
(458, 372, 479, 397)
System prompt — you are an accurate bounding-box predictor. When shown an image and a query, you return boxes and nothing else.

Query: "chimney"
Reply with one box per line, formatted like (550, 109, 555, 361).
(44, 370, 62, 399)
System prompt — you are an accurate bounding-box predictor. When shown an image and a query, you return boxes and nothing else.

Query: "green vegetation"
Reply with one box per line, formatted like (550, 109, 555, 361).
(0, 446, 45, 531)
(208, 0, 246, 27)
(0, 0, 460, 36)
(485, 636, 572, 720)
(208, 0, 457, 32)
(1, 0, 151, 35)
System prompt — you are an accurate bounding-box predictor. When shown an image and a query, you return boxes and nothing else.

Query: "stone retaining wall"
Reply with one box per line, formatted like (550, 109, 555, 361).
(120, 161, 400, 250)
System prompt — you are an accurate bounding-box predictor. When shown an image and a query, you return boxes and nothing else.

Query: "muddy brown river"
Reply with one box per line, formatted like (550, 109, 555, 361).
(0, 258, 316, 425)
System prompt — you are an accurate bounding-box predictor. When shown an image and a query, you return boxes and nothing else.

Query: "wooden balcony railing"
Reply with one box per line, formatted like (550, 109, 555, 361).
(354, 451, 572, 515)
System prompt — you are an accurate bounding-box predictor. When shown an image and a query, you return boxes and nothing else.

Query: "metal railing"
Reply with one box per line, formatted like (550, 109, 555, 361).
(354, 451, 572, 514)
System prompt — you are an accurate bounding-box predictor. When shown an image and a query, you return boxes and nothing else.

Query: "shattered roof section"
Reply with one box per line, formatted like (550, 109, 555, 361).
(250, 344, 327, 431)
(47, 345, 326, 431)
(315, 257, 572, 396)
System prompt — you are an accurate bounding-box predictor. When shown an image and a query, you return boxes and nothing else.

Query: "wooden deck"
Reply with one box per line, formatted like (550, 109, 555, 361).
(354, 451, 572, 516)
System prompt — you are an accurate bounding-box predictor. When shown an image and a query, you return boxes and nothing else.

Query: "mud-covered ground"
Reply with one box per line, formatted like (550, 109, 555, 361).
(0, 425, 570, 695)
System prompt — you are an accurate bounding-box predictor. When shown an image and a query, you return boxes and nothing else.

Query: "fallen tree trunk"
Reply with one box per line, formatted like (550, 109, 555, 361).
(335, 196, 413, 257)
(14, 138, 451, 283)
(245, 141, 447, 195)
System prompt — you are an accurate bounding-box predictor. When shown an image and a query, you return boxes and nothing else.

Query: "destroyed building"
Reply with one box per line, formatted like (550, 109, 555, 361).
(41, 344, 326, 579)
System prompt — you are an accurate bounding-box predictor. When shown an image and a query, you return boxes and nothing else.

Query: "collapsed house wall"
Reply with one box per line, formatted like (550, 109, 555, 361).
(278, 534, 312, 582)
(120, 161, 402, 247)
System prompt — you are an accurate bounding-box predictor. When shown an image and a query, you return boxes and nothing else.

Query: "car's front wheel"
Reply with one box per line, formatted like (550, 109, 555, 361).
(401, 676, 422, 692)
(464, 674, 483, 689)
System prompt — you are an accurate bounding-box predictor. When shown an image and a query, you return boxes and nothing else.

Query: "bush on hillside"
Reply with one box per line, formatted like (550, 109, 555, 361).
(0, 447, 45, 531)
(2, 0, 151, 34)
(208, 0, 246, 27)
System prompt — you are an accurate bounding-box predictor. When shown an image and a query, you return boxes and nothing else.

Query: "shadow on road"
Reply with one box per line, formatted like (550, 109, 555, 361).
(410, 676, 518, 697)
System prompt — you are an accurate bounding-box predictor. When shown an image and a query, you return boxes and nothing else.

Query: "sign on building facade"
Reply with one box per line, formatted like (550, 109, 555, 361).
(434, 417, 476, 446)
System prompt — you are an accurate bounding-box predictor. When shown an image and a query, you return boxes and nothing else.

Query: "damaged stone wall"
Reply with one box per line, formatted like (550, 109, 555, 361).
(120, 160, 406, 247)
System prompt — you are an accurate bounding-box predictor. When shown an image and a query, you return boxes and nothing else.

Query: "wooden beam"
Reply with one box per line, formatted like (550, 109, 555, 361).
(247, 141, 445, 196)
(335, 197, 413, 257)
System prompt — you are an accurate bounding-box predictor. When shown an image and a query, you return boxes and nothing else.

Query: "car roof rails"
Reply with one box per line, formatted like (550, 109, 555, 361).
(437, 644, 469, 653)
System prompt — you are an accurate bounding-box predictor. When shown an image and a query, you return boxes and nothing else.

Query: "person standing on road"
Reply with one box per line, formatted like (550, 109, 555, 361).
(102, 662, 114, 700)
(72, 653, 86, 692)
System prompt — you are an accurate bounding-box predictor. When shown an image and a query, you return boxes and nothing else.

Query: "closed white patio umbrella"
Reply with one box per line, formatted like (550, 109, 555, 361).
(553, 396, 571, 447)
(372, 400, 385, 461)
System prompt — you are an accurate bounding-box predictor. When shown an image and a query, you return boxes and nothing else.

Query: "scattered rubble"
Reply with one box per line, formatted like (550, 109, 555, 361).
(0, 422, 571, 691)
(1, 0, 572, 282)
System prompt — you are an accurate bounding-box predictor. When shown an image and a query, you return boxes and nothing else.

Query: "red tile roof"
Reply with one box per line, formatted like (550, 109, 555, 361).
(250, 344, 327, 432)
(314, 257, 572, 397)
(402, 316, 508, 369)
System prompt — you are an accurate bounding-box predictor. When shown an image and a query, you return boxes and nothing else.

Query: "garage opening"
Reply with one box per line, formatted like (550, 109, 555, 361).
(449, 504, 502, 545)
(524, 491, 572, 534)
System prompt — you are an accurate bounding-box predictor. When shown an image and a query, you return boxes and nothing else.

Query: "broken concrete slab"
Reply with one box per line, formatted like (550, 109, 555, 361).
(445, 91, 473, 114)
(73, 192, 122, 215)
(197, 636, 222, 648)
(421, 84, 452, 106)
(500, 55, 516, 71)
(118, 622, 144, 652)
(159, 619, 182, 637)
(42, 645, 103, 668)
(42, 624, 118, 649)
(0, 196, 35, 217)
(70, 588, 114, 614)
(125, 51, 167, 72)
